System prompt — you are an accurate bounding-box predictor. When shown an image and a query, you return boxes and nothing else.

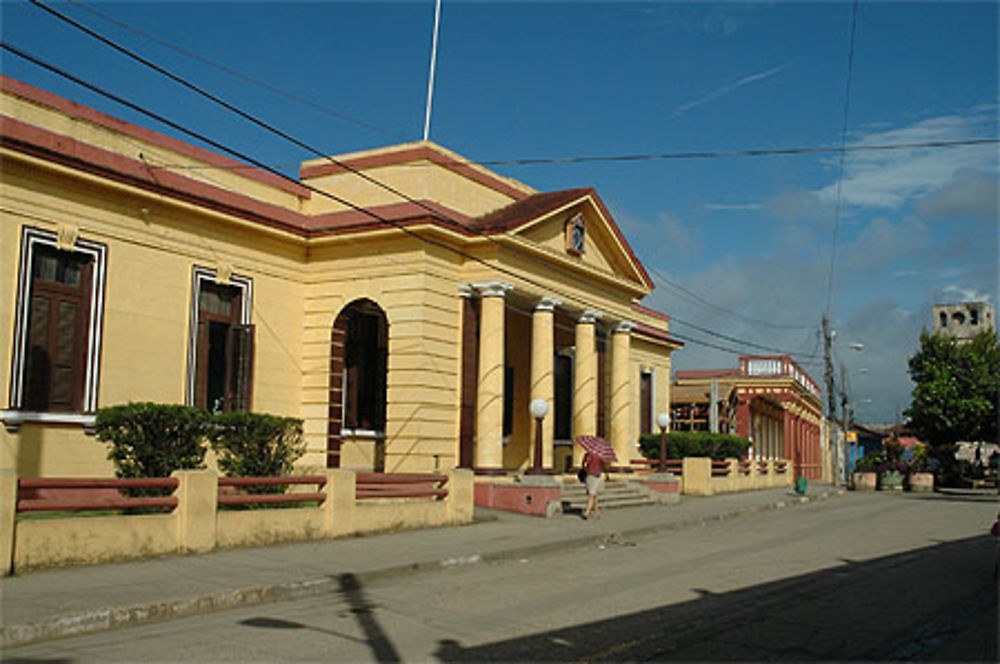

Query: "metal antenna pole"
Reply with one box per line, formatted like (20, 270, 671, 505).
(422, 0, 442, 142)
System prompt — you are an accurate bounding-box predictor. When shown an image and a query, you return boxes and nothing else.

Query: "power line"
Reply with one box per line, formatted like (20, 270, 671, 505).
(4, 41, 832, 366)
(62, 0, 405, 141)
(0, 42, 641, 334)
(649, 265, 817, 331)
(113, 136, 1000, 174)
(9, 4, 875, 365)
(824, 0, 860, 317)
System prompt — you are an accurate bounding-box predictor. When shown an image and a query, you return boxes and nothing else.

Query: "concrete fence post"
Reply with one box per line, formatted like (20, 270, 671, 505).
(748, 456, 761, 490)
(323, 469, 356, 538)
(173, 469, 218, 554)
(682, 457, 713, 496)
(445, 468, 474, 523)
(764, 460, 775, 487)
(726, 458, 740, 493)
(0, 468, 16, 577)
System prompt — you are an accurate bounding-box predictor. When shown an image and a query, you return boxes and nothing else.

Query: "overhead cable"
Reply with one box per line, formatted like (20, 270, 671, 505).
(62, 0, 405, 140)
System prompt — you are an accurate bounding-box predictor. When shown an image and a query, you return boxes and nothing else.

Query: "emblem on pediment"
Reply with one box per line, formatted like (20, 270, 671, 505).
(565, 213, 585, 256)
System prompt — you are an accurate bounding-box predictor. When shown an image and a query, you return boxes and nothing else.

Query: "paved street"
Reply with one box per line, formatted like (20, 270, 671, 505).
(4, 491, 996, 662)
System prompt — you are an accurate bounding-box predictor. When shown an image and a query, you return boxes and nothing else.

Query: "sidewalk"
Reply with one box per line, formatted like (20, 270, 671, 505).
(1, 484, 845, 647)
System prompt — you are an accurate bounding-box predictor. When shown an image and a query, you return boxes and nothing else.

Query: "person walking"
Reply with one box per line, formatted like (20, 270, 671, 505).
(582, 450, 608, 520)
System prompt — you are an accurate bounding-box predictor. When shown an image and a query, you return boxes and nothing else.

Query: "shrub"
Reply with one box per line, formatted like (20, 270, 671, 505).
(853, 452, 884, 473)
(96, 402, 210, 478)
(208, 412, 305, 492)
(638, 431, 750, 462)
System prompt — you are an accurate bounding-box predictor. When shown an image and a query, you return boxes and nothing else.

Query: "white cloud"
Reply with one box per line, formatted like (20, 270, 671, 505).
(657, 212, 700, 255)
(941, 285, 992, 303)
(674, 65, 785, 116)
(918, 168, 999, 222)
(814, 108, 998, 210)
(703, 202, 761, 211)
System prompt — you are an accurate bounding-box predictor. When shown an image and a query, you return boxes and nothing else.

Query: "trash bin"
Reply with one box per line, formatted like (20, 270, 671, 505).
(795, 476, 808, 494)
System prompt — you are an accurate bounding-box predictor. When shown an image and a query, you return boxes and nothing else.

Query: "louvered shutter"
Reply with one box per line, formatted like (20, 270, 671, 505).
(227, 324, 254, 412)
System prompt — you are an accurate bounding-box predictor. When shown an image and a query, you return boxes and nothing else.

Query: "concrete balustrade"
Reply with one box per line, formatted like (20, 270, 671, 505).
(672, 457, 794, 496)
(1, 468, 473, 576)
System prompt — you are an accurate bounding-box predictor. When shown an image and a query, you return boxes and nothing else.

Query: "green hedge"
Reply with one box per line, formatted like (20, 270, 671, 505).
(638, 431, 750, 462)
(96, 403, 304, 488)
(96, 403, 209, 479)
(208, 412, 305, 492)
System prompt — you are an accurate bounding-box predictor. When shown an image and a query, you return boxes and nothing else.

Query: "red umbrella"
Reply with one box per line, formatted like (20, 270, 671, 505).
(575, 435, 617, 462)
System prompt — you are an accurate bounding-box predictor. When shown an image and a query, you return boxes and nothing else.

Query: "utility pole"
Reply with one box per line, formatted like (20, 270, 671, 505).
(823, 315, 839, 485)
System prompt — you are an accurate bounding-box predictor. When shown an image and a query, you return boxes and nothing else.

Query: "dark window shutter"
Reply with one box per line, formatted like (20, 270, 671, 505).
(24, 293, 52, 411)
(194, 319, 209, 409)
(227, 324, 254, 412)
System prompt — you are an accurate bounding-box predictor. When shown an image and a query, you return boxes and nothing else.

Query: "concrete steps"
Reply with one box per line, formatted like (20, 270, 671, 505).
(558, 478, 658, 513)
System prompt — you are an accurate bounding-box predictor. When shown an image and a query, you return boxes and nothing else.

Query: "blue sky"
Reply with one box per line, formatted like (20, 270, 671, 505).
(2, 1, 997, 422)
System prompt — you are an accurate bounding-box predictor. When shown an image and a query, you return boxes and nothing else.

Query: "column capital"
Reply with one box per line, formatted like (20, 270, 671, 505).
(535, 296, 562, 312)
(472, 281, 514, 298)
(578, 309, 603, 324)
(458, 283, 475, 298)
(613, 320, 635, 334)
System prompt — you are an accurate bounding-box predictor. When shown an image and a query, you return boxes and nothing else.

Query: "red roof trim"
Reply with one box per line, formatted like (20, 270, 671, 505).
(675, 369, 742, 380)
(305, 200, 476, 233)
(2, 115, 310, 233)
(1, 75, 311, 199)
(300, 146, 531, 202)
(588, 192, 654, 290)
(632, 303, 670, 322)
(2, 117, 486, 240)
(633, 322, 684, 347)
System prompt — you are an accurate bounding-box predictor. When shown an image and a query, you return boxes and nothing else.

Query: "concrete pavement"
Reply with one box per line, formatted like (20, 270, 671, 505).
(1, 484, 844, 648)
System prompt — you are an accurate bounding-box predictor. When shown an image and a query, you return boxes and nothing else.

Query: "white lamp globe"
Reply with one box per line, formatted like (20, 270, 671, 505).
(529, 398, 549, 420)
(656, 412, 670, 430)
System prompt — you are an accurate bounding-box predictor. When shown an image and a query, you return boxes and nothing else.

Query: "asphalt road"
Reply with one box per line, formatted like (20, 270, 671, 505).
(5, 491, 997, 662)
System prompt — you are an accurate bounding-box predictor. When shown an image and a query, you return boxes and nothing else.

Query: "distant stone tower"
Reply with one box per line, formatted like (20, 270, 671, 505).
(933, 301, 996, 343)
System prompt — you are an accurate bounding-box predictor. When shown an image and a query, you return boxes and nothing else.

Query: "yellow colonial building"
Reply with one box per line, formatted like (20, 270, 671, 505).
(0, 75, 681, 480)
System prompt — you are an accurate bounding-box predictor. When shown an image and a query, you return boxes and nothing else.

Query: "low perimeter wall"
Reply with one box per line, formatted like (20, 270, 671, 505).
(678, 458, 794, 496)
(0, 468, 473, 575)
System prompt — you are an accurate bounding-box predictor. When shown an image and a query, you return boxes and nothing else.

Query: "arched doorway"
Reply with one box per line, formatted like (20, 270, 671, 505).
(327, 299, 388, 469)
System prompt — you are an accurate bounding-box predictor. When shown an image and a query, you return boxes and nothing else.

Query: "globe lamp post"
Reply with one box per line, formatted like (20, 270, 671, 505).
(656, 412, 670, 472)
(527, 398, 549, 475)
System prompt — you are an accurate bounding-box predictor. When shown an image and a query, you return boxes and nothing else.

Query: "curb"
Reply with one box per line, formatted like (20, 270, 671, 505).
(1, 488, 846, 649)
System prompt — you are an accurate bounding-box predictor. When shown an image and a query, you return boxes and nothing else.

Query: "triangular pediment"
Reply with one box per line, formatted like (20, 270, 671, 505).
(484, 189, 652, 291)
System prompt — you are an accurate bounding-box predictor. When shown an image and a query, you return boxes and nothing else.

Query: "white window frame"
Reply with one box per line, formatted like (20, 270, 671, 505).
(3, 226, 107, 431)
(185, 266, 253, 407)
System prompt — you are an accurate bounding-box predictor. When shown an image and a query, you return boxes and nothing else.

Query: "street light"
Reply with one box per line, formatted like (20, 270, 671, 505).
(527, 398, 549, 475)
(656, 412, 670, 472)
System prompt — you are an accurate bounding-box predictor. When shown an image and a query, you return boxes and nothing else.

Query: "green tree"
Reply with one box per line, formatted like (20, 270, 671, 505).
(904, 329, 999, 452)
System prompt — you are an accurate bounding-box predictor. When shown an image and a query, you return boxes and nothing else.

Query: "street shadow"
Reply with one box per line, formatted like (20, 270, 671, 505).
(237, 573, 400, 663)
(434, 536, 997, 662)
(338, 572, 401, 663)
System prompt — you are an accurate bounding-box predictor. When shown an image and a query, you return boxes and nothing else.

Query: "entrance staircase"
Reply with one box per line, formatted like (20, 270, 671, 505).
(558, 478, 657, 514)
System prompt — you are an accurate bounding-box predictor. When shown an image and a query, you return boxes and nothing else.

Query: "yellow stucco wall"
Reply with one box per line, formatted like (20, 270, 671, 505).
(300, 235, 464, 473)
(1, 92, 307, 212)
(302, 160, 518, 218)
(2, 83, 679, 481)
(1, 152, 306, 477)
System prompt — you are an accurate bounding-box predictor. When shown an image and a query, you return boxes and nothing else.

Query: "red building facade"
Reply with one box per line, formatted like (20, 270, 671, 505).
(674, 356, 825, 481)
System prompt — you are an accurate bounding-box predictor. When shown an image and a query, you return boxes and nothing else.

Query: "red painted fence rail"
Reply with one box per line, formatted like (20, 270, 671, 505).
(630, 459, 683, 474)
(217, 475, 327, 507)
(356, 473, 448, 500)
(16, 477, 179, 513)
(711, 461, 731, 477)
